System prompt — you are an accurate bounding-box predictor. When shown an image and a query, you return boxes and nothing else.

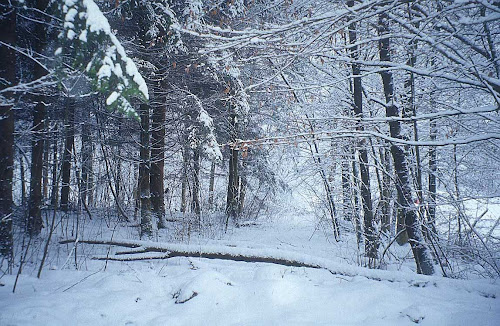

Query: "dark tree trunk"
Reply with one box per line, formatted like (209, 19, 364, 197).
(0, 2, 16, 265)
(50, 132, 59, 207)
(60, 98, 75, 211)
(42, 132, 49, 201)
(226, 112, 239, 225)
(427, 118, 437, 233)
(378, 13, 435, 275)
(341, 145, 353, 222)
(238, 174, 246, 216)
(139, 104, 153, 237)
(379, 147, 392, 235)
(352, 157, 362, 245)
(151, 104, 166, 228)
(402, 8, 425, 237)
(114, 119, 123, 205)
(192, 147, 201, 217)
(27, 0, 50, 236)
(28, 101, 46, 235)
(81, 111, 93, 207)
(20, 157, 26, 206)
(348, 1, 377, 259)
(180, 144, 189, 213)
(208, 161, 216, 210)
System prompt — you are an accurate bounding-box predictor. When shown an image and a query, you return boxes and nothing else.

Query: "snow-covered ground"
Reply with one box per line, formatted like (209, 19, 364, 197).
(1, 214, 499, 325)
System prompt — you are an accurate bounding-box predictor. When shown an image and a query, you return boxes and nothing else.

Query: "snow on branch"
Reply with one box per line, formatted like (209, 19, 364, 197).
(219, 130, 500, 151)
(56, 0, 149, 119)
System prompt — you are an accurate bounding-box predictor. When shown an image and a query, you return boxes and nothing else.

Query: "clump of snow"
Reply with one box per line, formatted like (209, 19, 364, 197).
(173, 270, 233, 304)
(106, 91, 119, 106)
(198, 108, 223, 161)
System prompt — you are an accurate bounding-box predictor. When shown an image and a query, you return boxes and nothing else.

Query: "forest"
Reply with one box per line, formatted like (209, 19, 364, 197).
(0, 0, 499, 325)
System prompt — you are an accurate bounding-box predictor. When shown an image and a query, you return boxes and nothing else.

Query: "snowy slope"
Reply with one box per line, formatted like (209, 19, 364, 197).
(1, 216, 499, 325)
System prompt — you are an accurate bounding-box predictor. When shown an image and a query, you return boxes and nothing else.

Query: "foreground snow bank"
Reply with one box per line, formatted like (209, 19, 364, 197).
(63, 237, 500, 299)
(1, 255, 499, 325)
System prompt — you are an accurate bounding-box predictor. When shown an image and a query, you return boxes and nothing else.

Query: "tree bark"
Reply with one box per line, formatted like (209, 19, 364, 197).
(192, 147, 201, 217)
(81, 110, 93, 207)
(351, 157, 362, 245)
(0, 2, 16, 266)
(427, 118, 437, 233)
(27, 0, 50, 236)
(341, 145, 353, 222)
(60, 97, 75, 211)
(180, 144, 189, 213)
(379, 147, 392, 235)
(50, 131, 59, 207)
(42, 131, 49, 201)
(28, 101, 46, 235)
(238, 174, 246, 216)
(151, 104, 166, 228)
(378, 12, 435, 275)
(348, 0, 377, 259)
(208, 161, 216, 210)
(139, 103, 154, 237)
(226, 111, 239, 226)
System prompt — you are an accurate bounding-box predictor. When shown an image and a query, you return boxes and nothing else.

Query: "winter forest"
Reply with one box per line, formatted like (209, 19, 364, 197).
(0, 0, 499, 324)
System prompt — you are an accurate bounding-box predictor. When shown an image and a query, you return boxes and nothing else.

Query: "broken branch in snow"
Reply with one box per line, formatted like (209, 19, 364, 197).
(59, 238, 500, 299)
(59, 238, 322, 269)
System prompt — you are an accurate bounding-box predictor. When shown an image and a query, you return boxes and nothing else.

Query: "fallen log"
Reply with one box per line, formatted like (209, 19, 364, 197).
(59, 238, 322, 269)
(59, 238, 500, 299)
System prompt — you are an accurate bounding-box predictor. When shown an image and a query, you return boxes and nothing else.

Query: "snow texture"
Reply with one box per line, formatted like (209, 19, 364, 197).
(1, 216, 499, 325)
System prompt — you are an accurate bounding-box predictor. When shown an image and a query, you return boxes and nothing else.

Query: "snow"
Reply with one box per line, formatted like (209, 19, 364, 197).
(67, 29, 76, 40)
(198, 107, 223, 161)
(60, 0, 150, 113)
(1, 215, 499, 325)
(106, 91, 119, 106)
(78, 30, 87, 42)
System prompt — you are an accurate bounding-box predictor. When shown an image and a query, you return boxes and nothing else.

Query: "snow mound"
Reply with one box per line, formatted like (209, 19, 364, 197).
(253, 265, 287, 281)
(400, 304, 425, 324)
(173, 270, 233, 304)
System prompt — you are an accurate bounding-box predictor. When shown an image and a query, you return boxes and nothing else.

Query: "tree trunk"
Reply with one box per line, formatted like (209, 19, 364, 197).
(20, 156, 26, 206)
(348, 1, 377, 259)
(192, 147, 201, 217)
(180, 144, 189, 213)
(379, 147, 392, 235)
(28, 102, 46, 235)
(226, 112, 239, 225)
(378, 13, 435, 275)
(151, 104, 166, 228)
(352, 157, 362, 245)
(238, 175, 246, 216)
(208, 161, 216, 210)
(114, 119, 123, 205)
(427, 118, 437, 233)
(0, 2, 16, 266)
(402, 8, 425, 238)
(81, 111, 93, 207)
(27, 0, 50, 236)
(139, 104, 153, 237)
(60, 97, 75, 211)
(42, 131, 50, 202)
(341, 145, 353, 222)
(50, 132, 59, 207)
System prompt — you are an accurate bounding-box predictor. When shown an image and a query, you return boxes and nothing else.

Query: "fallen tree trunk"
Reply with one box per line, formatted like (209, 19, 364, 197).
(59, 238, 322, 269)
(59, 238, 499, 299)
